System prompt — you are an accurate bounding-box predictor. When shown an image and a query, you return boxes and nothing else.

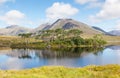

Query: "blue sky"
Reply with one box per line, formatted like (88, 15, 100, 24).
(0, 0, 120, 31)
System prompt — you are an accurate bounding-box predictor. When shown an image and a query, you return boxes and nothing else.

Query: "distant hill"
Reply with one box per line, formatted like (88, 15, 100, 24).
(48, 19, 103, 35)
(108, 30, 120, 36)
(0, 25, 31, 36)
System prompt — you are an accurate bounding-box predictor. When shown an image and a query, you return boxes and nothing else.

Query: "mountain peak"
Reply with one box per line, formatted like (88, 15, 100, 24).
(57, 18, 73, 21)
(49, 18, 103, 35)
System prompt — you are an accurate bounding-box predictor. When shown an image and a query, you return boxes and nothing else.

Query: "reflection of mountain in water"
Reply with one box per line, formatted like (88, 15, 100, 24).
(107, 46, 120, 50)
(0, 47, 104, 59)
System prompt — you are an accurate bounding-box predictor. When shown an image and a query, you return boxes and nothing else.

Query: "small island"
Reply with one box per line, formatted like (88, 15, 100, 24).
(0, 28, 106, 49)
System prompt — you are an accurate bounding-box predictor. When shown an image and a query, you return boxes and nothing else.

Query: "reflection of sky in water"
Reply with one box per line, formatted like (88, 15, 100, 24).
(0, 54, 48, 70)
(0, 46, 120, 70)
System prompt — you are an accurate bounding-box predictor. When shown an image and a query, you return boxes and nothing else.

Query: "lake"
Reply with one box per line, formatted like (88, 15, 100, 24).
(0, 45, 120, 70)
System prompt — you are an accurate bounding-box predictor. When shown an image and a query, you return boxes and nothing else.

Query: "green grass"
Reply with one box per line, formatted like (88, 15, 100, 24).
(0, 65, 120, 78)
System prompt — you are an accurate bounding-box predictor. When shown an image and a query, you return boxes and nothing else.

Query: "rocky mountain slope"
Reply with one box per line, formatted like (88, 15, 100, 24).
(31, 19, 106, 35)
(47, 19, 104, 35)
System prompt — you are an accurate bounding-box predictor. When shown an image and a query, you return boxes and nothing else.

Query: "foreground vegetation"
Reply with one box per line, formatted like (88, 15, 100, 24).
(0, 65, 120, 78)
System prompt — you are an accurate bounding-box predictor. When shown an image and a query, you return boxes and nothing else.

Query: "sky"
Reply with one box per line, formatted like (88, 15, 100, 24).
(0, 0, 120, 31)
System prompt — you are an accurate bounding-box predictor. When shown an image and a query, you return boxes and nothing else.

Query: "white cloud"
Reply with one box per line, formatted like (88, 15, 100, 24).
(87, 1, 103, 8)
(90, 0, 120, 22)
(46, 2, 79, 20)
(0, 10, 25, 25)
(0, 0, 14, 5)
(75, 0, 103, 8)
(75, 0, 97, 4)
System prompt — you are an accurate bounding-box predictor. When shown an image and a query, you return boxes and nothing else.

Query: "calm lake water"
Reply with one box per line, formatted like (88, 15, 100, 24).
(0, 46, 120, 70)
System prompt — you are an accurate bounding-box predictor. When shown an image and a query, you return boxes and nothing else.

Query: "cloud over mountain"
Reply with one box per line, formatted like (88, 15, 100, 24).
(46, 2, 79, 20)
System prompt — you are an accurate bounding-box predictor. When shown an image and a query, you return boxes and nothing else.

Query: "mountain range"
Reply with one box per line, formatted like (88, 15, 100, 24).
(0, 19, 119, 36)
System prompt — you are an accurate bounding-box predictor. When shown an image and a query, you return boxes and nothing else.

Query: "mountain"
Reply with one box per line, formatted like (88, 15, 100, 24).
(0, 25, 32, 36)
(108, 30, 120, 36)
(0, 19, 107, 36)
(48, 19, 103, 35)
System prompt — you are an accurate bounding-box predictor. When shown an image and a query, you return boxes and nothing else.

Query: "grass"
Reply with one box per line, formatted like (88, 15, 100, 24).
(0, 65, 120, 78)
(0, 36, 42, 47)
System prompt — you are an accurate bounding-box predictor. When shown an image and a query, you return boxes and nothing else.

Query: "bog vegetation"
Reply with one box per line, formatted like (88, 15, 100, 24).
(0, 65, 120, 78)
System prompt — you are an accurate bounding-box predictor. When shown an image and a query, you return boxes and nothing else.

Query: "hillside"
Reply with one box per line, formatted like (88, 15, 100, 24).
(0, 25, 31, 36)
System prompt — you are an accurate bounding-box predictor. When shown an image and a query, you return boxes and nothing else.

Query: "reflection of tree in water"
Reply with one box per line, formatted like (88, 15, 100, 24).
(4, 47, 104, 59)
(34, 47, 104, 59)
(18, 55, 31, 59)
